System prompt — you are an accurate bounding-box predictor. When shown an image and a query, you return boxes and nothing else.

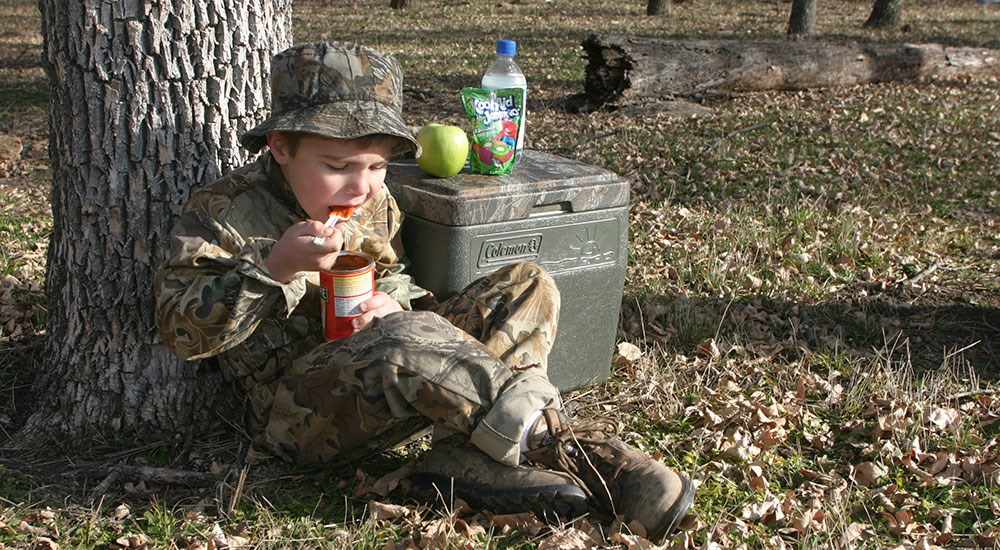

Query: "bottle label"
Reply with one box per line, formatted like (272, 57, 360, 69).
(461, 87, 524, 175)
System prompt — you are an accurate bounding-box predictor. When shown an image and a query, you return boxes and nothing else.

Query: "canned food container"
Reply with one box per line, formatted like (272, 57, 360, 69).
(320, 252, 375, 341)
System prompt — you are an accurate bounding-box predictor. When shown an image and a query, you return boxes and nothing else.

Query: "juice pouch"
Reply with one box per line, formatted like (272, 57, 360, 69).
(461, 87, 524, 175)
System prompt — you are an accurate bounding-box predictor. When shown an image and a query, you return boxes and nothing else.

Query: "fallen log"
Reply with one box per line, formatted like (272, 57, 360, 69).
(573, 34, 1000, 110)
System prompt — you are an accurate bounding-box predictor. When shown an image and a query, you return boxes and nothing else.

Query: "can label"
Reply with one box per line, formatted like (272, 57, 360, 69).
(320, 252, 375, 340)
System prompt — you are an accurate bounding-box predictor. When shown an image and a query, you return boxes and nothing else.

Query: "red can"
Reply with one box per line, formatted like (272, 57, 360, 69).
(320, 252, 375, 340)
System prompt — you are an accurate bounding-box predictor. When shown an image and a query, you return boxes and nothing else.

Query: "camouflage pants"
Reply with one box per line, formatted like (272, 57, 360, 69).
(261, 261, 562, 467)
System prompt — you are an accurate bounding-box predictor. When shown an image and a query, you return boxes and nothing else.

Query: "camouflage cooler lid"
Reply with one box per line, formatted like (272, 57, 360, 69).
(385, 151, 630, 226)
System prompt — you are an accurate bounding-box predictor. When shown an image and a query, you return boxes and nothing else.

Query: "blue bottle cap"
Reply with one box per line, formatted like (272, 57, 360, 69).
(496, 39, 517, 56)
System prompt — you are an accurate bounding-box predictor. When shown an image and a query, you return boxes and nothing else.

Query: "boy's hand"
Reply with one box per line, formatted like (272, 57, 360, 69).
(352, 291, 403, 331)
(266, 220, 344, 283)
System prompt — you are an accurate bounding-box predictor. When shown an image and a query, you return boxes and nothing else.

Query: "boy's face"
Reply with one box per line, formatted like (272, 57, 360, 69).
(267, 133, 393, 222)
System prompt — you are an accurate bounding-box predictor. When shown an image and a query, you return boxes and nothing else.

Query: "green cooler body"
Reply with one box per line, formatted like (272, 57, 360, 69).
(386, 150, 630, 391)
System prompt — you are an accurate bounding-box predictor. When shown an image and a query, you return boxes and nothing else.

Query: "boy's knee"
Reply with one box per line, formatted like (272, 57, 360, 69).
(514, 261, 559, 298)
(373, 310, 457, 339)
(498, 261, 555, 287)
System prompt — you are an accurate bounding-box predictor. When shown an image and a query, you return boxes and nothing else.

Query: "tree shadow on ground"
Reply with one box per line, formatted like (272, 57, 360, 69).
(624, 283, 1000, 380)
(804, 296, 1000, 375)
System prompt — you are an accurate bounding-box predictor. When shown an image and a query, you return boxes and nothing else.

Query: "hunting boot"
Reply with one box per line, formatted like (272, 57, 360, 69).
(523, 409, 695, 542)
(409, 436, 589, 519)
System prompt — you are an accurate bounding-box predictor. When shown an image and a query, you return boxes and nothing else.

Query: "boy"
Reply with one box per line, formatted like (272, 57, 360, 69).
(154, 42, 693, 541)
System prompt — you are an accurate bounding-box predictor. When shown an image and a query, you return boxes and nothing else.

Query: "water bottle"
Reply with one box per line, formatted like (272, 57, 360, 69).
(482, 39, 527, 152)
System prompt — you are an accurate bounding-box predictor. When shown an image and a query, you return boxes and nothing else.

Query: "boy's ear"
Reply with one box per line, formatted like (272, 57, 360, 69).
(267, 132, 291, 164)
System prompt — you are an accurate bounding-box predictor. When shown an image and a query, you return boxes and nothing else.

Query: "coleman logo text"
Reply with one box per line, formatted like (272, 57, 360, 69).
(478, 235, 542, 267)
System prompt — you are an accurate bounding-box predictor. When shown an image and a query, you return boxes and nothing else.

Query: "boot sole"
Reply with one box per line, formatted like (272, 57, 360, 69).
(409, 473, 590, 519)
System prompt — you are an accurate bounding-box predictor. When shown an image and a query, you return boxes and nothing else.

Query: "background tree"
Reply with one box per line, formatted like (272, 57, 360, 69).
(647, 0, 670, 16)
(23, 0, 292, 442)
(787, 0, 817, 35)
(864, 0, 904, 28)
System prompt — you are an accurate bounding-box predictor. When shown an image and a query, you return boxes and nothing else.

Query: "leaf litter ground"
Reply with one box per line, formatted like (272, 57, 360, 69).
(1, 0, 999, 547)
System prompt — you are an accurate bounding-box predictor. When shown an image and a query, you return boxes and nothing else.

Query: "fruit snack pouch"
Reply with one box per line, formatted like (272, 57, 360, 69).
(460, 87, 524, 175)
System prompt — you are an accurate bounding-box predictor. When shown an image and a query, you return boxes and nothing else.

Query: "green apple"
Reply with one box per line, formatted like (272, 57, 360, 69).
(416, 124, 469, 178)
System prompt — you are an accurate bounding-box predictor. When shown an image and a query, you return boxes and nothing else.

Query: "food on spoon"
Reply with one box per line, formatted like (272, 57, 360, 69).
(313, 206, 356, 245)
(328, 205, 356, 220)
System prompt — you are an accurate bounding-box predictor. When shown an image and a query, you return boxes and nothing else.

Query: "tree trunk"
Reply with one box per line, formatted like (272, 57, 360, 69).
(647, 0, 670, 16)
(864, 0, 904, 29)
(571, 35, 1000, 110)
(787, 0, 817, 36)
(24, 0, 291, 442)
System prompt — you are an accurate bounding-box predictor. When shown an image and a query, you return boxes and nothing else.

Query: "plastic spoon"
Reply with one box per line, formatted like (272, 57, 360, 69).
(312, 206, 356, 245)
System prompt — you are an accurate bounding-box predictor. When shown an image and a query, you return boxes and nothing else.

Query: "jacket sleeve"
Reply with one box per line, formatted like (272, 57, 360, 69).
(153, 196, 309, 360)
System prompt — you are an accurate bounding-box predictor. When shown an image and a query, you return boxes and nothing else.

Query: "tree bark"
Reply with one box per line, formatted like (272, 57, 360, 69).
(572, 35, 1000, 110)
(787, 0, 817, 36)
(24, 0, 291, 442)
(864, 0, 904, 29)
(647, 0, 670, 16)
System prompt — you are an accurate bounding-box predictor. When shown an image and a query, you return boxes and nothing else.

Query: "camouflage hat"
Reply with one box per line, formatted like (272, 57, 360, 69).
(240, 42, 420, 158)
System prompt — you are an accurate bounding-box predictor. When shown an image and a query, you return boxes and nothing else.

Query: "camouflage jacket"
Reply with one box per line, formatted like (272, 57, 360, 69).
(154, 153, 429, 372)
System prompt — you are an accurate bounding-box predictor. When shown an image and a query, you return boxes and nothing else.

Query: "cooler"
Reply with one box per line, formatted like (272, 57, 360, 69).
(386, 150, 630, 391)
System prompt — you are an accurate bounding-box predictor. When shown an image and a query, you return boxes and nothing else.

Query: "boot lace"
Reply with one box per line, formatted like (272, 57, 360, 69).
(531, 415, 625, 514)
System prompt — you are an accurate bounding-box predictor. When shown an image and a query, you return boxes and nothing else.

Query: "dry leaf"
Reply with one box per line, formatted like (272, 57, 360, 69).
(912, 537, 946, 550)
(614, 341, 642, 365)
(570, 517, 608, 545)
(977, 527, 1000, 547)
(723, 426, 761, 459)
(15, 521, 47, 537)
(110, 534, 149, 550)
(207, 533, 249, 550)
(697, 338, 721, 359)
(840, 523, 876, 546)
(743, 274, 763, 291)
(610, 530, 655, 549)
(790, 508, 815, 533)
(740, 494, 783, 523)
(368, 500, 419, 522)
(227, 535, 249, 549)
(747, 462, 769, 492)
(488, 511, 547, 536)
(366, 461, 416, 497)
(538, 526, 601, 549)
(755, 426, 788, 451)
(420, 518, 464, 548)
(926, 407, 960, 431)
(851, 461, 888, 487)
